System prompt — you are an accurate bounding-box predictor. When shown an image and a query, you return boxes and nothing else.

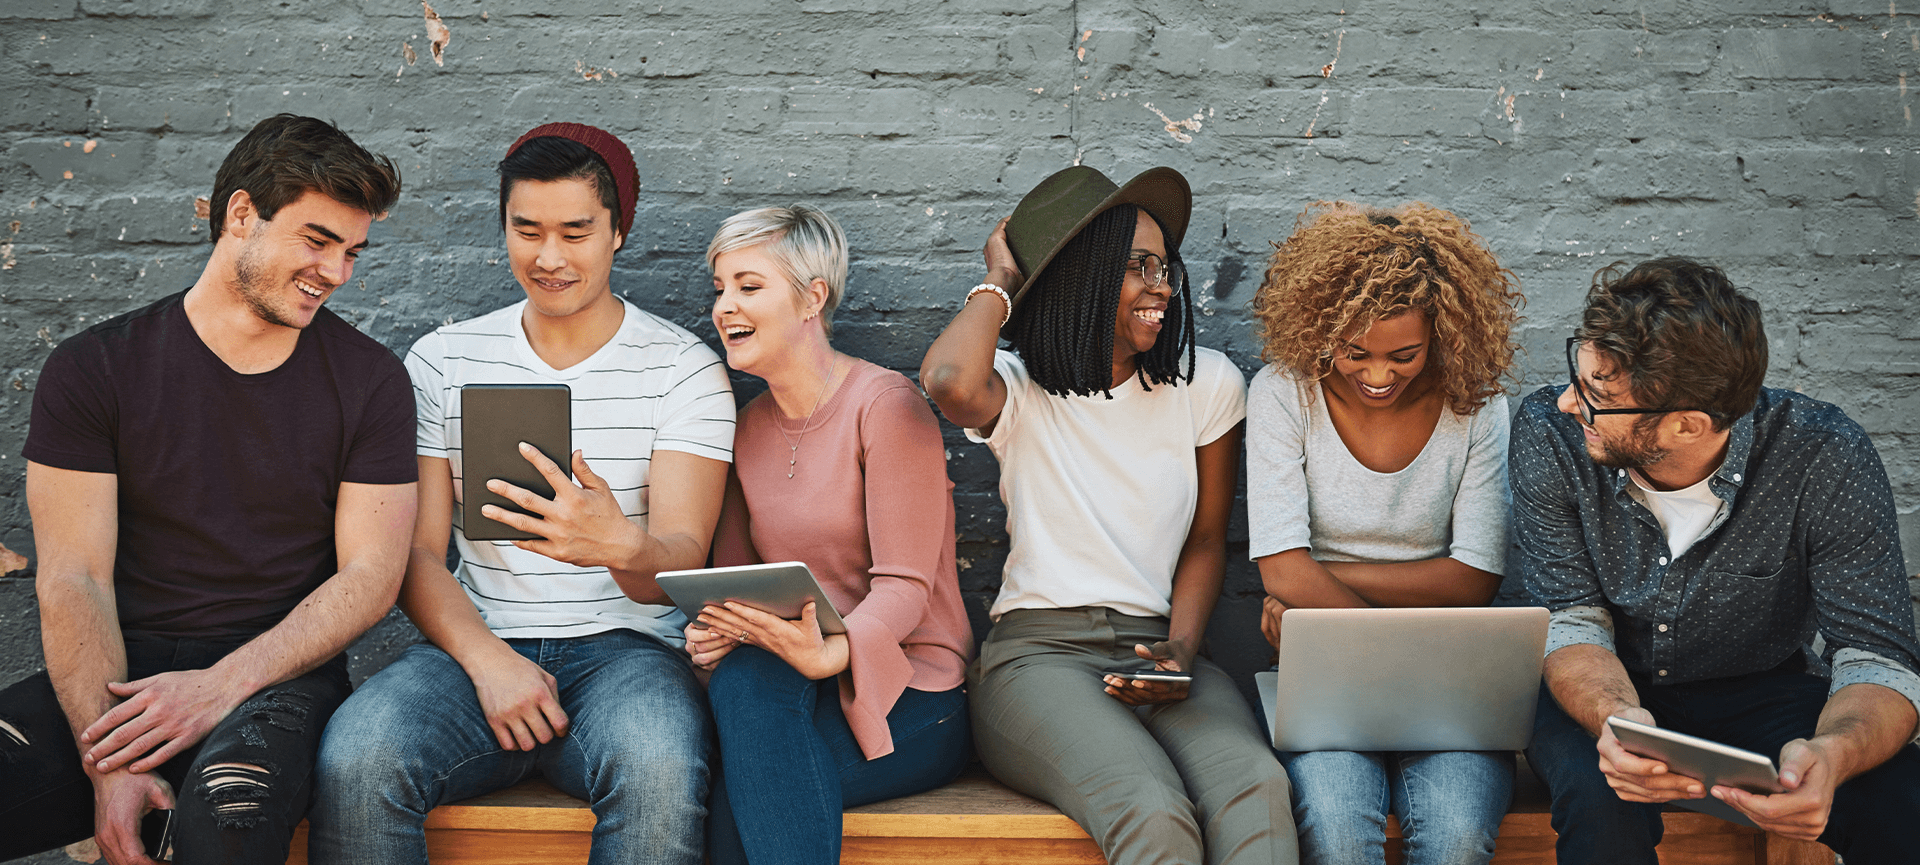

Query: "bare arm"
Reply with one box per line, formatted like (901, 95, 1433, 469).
(483, 448, 727, 605)
(920, 218, 1017, 433)
(1717, 682, 1920, 840)
(1107, 424, 1243, 705)
(609, 450, 728, 599)
(31, 465, 171, 865)
(1541, 641, 1707, 805)
(1260, 551, 1501, 610)
(31, 463, 125, 751)
(1543, 642, 1642, 736)
(403, 455, 571, 751)
(84, 479, 416, 773)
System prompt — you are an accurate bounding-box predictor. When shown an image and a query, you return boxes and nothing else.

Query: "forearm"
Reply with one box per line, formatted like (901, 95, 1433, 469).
(1166, 543, 1226, 648)
(38, 571, 127, 748)
(1543, 642, 1642, 736)
(1258, 548, 1370, 609)
(1321, 558, 1502, 607)
(207, 557, 403, 695)
(919, 266, 1015, 428)
(1809, 683, 1920, 783)
(607, 527, 707, 605)
(398, 547, 512, 669)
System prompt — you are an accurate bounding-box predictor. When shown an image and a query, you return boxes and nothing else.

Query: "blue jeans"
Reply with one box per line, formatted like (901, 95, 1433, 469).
(0, 636, 349, 864)
(310, 631, 711, 865)
(1526, 665, 1920, 865)
(703, 646, 970, 865)
(1276, 749, 1511, 865)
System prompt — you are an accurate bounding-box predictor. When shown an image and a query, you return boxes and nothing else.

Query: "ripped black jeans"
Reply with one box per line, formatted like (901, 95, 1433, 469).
(0, 635, 349, 863)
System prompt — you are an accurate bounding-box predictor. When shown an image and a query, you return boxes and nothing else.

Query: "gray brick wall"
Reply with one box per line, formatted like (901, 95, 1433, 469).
(2, 1, 1917, 858)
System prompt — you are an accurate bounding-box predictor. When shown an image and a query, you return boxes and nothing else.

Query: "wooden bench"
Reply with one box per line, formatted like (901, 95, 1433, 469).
(284, 762, 1836, 865)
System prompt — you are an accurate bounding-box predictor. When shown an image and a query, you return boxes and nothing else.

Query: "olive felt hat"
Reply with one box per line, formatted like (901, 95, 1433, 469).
(1000, 165, 1192, 334)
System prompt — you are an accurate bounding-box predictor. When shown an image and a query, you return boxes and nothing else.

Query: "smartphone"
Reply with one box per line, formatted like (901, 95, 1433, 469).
(460, 384, 572, 542)
(140, 808, 174, 861)
(1101, 667, 1193, 683)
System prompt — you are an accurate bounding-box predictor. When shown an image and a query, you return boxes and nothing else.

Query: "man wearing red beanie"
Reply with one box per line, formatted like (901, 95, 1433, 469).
(311, 123, 734, 864)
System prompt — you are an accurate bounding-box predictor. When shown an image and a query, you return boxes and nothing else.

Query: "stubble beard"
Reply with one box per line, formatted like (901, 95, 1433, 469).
(232, 237, 307, 330)
(1587, 422, 1667, 470)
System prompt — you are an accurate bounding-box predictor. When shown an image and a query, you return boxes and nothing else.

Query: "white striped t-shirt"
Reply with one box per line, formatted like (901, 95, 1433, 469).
(405, 299, 735, 645)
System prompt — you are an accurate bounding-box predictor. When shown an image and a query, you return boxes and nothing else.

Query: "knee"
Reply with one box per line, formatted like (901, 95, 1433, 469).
(314, 703, 439, 810)
(1294, 809, 1387, 864)
(590, 734, 711, 813)
(182, 762, 281, 831)
(707, 647, 803, 704)
(1399, 810, 1498, 865)
(1100, 784, 1204, 856)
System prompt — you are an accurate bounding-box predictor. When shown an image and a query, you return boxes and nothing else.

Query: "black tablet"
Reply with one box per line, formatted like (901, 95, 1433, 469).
(460, 384, 571, 542)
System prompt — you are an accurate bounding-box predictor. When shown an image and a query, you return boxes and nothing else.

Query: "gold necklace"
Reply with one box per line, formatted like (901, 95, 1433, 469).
(777, 355, 839, 479)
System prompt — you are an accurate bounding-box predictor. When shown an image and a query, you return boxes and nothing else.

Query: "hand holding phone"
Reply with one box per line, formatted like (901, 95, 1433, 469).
(140, 808, 174, 862)
(1100, 667, 1194, 683)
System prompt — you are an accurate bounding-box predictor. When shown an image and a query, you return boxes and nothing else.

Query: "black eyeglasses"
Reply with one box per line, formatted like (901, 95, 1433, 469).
(1564, 337, 1691, 426)
(1125, 253, 1184, 297)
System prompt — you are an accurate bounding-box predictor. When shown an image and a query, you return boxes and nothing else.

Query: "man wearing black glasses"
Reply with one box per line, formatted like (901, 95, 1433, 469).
(1510, 257, 1920, 864)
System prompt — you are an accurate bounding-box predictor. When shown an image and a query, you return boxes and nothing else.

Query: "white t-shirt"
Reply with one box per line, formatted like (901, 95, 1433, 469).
(966, 348, 1247, 620)
(1245, 367, 1508, 575)
(406, 299, 735, 645)
(1627, 469, 1726, 560)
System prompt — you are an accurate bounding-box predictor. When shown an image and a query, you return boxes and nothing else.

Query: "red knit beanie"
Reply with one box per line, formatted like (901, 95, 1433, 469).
(506, 122, 639, 237)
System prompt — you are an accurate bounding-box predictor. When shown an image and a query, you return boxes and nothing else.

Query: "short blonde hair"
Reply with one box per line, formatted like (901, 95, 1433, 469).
(706, 204, 849, 339)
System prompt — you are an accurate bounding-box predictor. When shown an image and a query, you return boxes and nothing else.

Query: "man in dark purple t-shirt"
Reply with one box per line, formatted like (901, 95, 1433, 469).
(0, 115, 418, 865)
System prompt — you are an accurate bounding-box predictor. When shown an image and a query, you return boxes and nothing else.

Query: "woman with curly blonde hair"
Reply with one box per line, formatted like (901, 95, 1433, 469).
(1246, 201, 1522, 865)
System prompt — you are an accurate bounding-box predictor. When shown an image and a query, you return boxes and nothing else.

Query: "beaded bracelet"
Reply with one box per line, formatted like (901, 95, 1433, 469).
(965, 283, 1012, 327)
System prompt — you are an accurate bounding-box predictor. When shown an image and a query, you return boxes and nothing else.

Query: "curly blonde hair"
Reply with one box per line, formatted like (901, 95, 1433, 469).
(1250, 201, 1522, 414)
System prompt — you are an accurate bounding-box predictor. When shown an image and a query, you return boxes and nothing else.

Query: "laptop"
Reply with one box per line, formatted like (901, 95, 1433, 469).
(1256, 606, 1549, 752)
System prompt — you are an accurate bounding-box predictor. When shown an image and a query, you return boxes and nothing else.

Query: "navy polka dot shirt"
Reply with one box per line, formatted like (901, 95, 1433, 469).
(1510, 385, 1920, 738)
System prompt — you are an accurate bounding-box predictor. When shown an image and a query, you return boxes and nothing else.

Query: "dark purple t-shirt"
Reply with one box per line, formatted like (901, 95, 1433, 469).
(24, 291, 417, 641)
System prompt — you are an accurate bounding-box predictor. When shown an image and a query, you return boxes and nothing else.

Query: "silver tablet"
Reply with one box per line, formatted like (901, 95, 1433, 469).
(654, 562, 847, 635)
(1607, 716, 1783, 794)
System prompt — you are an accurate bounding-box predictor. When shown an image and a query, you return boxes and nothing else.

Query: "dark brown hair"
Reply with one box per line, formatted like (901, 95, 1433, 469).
(1578, 257, 1767, 430)
(209, 114, 401, 241)
(1252, 201, 1521, 414)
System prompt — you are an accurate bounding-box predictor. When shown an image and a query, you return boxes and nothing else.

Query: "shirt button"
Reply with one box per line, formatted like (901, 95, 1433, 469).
(1658, 624, 1669, 632)
(1658, 557, 1668, 565)
(1658, 670, 1669, 677)
(1732, 473, 1742, 482)
(1618, 469, 1626, 478)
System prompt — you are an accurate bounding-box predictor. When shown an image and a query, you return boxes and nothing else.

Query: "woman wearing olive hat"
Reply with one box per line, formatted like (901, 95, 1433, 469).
(921, 166, 1297, 865)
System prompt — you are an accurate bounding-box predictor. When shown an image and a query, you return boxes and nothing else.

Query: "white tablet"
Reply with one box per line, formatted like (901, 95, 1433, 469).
(654, 562, 847, 635)
(1607, 716, 1784, 795)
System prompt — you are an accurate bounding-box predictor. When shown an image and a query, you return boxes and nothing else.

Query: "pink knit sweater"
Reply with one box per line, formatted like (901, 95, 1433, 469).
(713, 358, 972, 759)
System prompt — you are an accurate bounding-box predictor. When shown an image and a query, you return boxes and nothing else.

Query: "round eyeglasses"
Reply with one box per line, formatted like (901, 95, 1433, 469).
(1126, 252, 1184, 297)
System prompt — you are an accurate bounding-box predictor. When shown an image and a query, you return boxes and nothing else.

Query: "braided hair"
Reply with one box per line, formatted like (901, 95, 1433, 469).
(1009, 204, 1196, 398)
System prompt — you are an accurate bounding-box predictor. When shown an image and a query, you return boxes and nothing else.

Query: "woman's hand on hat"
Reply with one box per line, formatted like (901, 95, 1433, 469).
(983, 217, 1022, 291)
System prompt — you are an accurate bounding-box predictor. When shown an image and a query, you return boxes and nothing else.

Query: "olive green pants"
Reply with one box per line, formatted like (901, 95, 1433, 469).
(968, 607, 1298, 865)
